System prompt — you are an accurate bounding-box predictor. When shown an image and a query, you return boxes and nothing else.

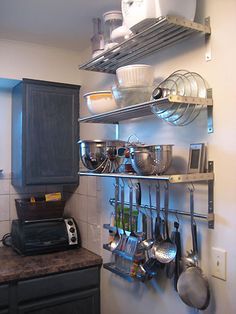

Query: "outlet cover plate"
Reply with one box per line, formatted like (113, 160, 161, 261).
(211, 247, 227, 281)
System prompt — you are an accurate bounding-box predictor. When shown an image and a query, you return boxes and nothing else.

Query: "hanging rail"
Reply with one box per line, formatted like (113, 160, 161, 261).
(109, 199, 209, 222)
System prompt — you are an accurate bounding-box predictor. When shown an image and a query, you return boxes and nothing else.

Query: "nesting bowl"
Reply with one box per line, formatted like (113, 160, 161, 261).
(130, 144, 173, 175)
(79, 140, 126, 173)
(116, 64, 154, 88)
(112, 85, 153, 107)
(84, 91, 118, 115)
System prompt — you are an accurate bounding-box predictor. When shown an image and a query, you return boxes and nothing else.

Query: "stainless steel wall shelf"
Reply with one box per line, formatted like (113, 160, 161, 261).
(78, 94, 213, 133)
(79, 96, 212, 124)
(79, 171, 214, 184)
(79, 16, 211, 74)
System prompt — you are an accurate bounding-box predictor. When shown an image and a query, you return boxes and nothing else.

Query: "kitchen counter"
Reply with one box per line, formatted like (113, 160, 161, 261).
(0, 247, 102, 284)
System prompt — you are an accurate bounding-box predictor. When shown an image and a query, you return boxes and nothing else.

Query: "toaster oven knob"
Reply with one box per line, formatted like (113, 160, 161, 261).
(71, 236, 77, 243)
(67, 220, 73, 226)
(69, 227, 75, 233)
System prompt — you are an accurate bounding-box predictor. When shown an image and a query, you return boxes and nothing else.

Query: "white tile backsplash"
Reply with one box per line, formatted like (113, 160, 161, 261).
(77, 176, 88, 195)
(87, 196, 101, 226)
(0, 195, 9, 220)
(77, 219, 88, 249)
(77, 194, 88, 222)
(87, 176, 97, 197)
(87, 223, 101, 255)
(0, 179, 10, 195)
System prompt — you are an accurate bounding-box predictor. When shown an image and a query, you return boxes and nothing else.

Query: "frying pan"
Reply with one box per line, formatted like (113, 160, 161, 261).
(177, 189, 210, 310)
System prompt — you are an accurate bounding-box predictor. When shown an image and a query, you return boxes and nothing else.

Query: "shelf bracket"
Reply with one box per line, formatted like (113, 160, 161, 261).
(205, 17, 212, 62)
(208, 161, 214, 229)
(207, 88, 214, 133)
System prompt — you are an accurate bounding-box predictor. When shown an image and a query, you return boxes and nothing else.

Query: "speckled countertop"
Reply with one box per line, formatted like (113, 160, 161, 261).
(0, 247, 102, 284)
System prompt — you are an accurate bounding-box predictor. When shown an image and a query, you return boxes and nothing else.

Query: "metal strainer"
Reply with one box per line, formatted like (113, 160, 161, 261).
(130, 144, 173, 176)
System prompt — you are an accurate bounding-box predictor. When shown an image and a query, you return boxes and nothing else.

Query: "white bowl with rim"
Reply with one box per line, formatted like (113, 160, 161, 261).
(116, 64, 154, 88)
(84, 91, 118, 115)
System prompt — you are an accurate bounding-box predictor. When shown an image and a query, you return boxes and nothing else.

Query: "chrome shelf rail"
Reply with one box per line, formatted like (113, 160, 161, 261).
(79, 16, 211, 74)
(79, 171, 214, 184)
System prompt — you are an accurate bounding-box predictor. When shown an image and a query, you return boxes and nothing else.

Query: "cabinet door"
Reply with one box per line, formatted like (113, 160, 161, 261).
(24, 80, 80, 185)
(18, 289, 100, 314)
(0, 284, 9, 314)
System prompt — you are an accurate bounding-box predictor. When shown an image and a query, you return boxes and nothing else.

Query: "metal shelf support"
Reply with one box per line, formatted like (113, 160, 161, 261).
(208, 161, 214, 229)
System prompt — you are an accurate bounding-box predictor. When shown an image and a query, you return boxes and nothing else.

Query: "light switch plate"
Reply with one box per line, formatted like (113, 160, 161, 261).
(211, 247, 227, 281)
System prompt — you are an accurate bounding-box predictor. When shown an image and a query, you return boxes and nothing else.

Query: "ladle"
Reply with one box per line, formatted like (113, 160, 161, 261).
(139, 186, 154, 250)
(153, 184, 177, 263)
(109, 180, 121, 251)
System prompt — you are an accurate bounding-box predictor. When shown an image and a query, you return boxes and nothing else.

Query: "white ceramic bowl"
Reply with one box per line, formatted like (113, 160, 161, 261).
(84, 91, 118, 115)
(116, 64, 154, 88)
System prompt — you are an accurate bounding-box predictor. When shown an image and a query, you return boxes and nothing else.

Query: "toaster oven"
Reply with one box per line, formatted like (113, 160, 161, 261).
(11, 218, 80, 255)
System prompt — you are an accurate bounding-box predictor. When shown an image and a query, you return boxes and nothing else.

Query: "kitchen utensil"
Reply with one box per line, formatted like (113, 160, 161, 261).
(173, 221, 182, 291)
(114, 184, 128, 271)
(135, 182, 142, 233)
(128, 184, 136, 238)
(90, 18, 104, 58)
(116, 64, 154, 88)
(151, 183, 163, 254)
(138, 186, 154, 250)
(165, 221, 181, 280)
(152, 184, 177, 263)
(103, 11, 123, 50)
(109, 182, 121, 251)
(111, 85, 153, 108)
(177, 189, 210, 310)
(83, 91, 118, 115)
(130, 144, 173, 175)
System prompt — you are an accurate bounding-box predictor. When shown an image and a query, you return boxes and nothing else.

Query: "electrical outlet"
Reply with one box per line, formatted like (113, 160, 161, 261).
(211, 247, 227, 281)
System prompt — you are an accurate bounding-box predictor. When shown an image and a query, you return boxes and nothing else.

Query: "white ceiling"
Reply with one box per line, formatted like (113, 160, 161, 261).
(0, 0, 121, 52)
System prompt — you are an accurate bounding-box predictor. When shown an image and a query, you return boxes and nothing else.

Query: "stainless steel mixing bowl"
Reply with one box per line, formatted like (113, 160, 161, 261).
(79, 140, 107, 172)
(78, 140, 126, 173)
(130, 145, 173, 175)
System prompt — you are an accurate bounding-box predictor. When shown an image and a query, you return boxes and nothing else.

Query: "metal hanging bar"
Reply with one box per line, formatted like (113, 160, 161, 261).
(109, 198, 209, 221)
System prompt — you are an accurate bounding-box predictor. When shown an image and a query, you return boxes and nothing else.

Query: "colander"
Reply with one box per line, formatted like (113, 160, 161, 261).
(129, 144, 173, 175)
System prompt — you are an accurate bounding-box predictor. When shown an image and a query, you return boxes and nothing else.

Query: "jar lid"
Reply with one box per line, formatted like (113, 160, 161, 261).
(103, 10, 123, 22)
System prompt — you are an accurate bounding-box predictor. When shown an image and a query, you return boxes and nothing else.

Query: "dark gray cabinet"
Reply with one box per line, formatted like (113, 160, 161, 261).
(2, 266, 100, 314)
(0, 284, 9, 314)
(12, 79, 80, 186)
